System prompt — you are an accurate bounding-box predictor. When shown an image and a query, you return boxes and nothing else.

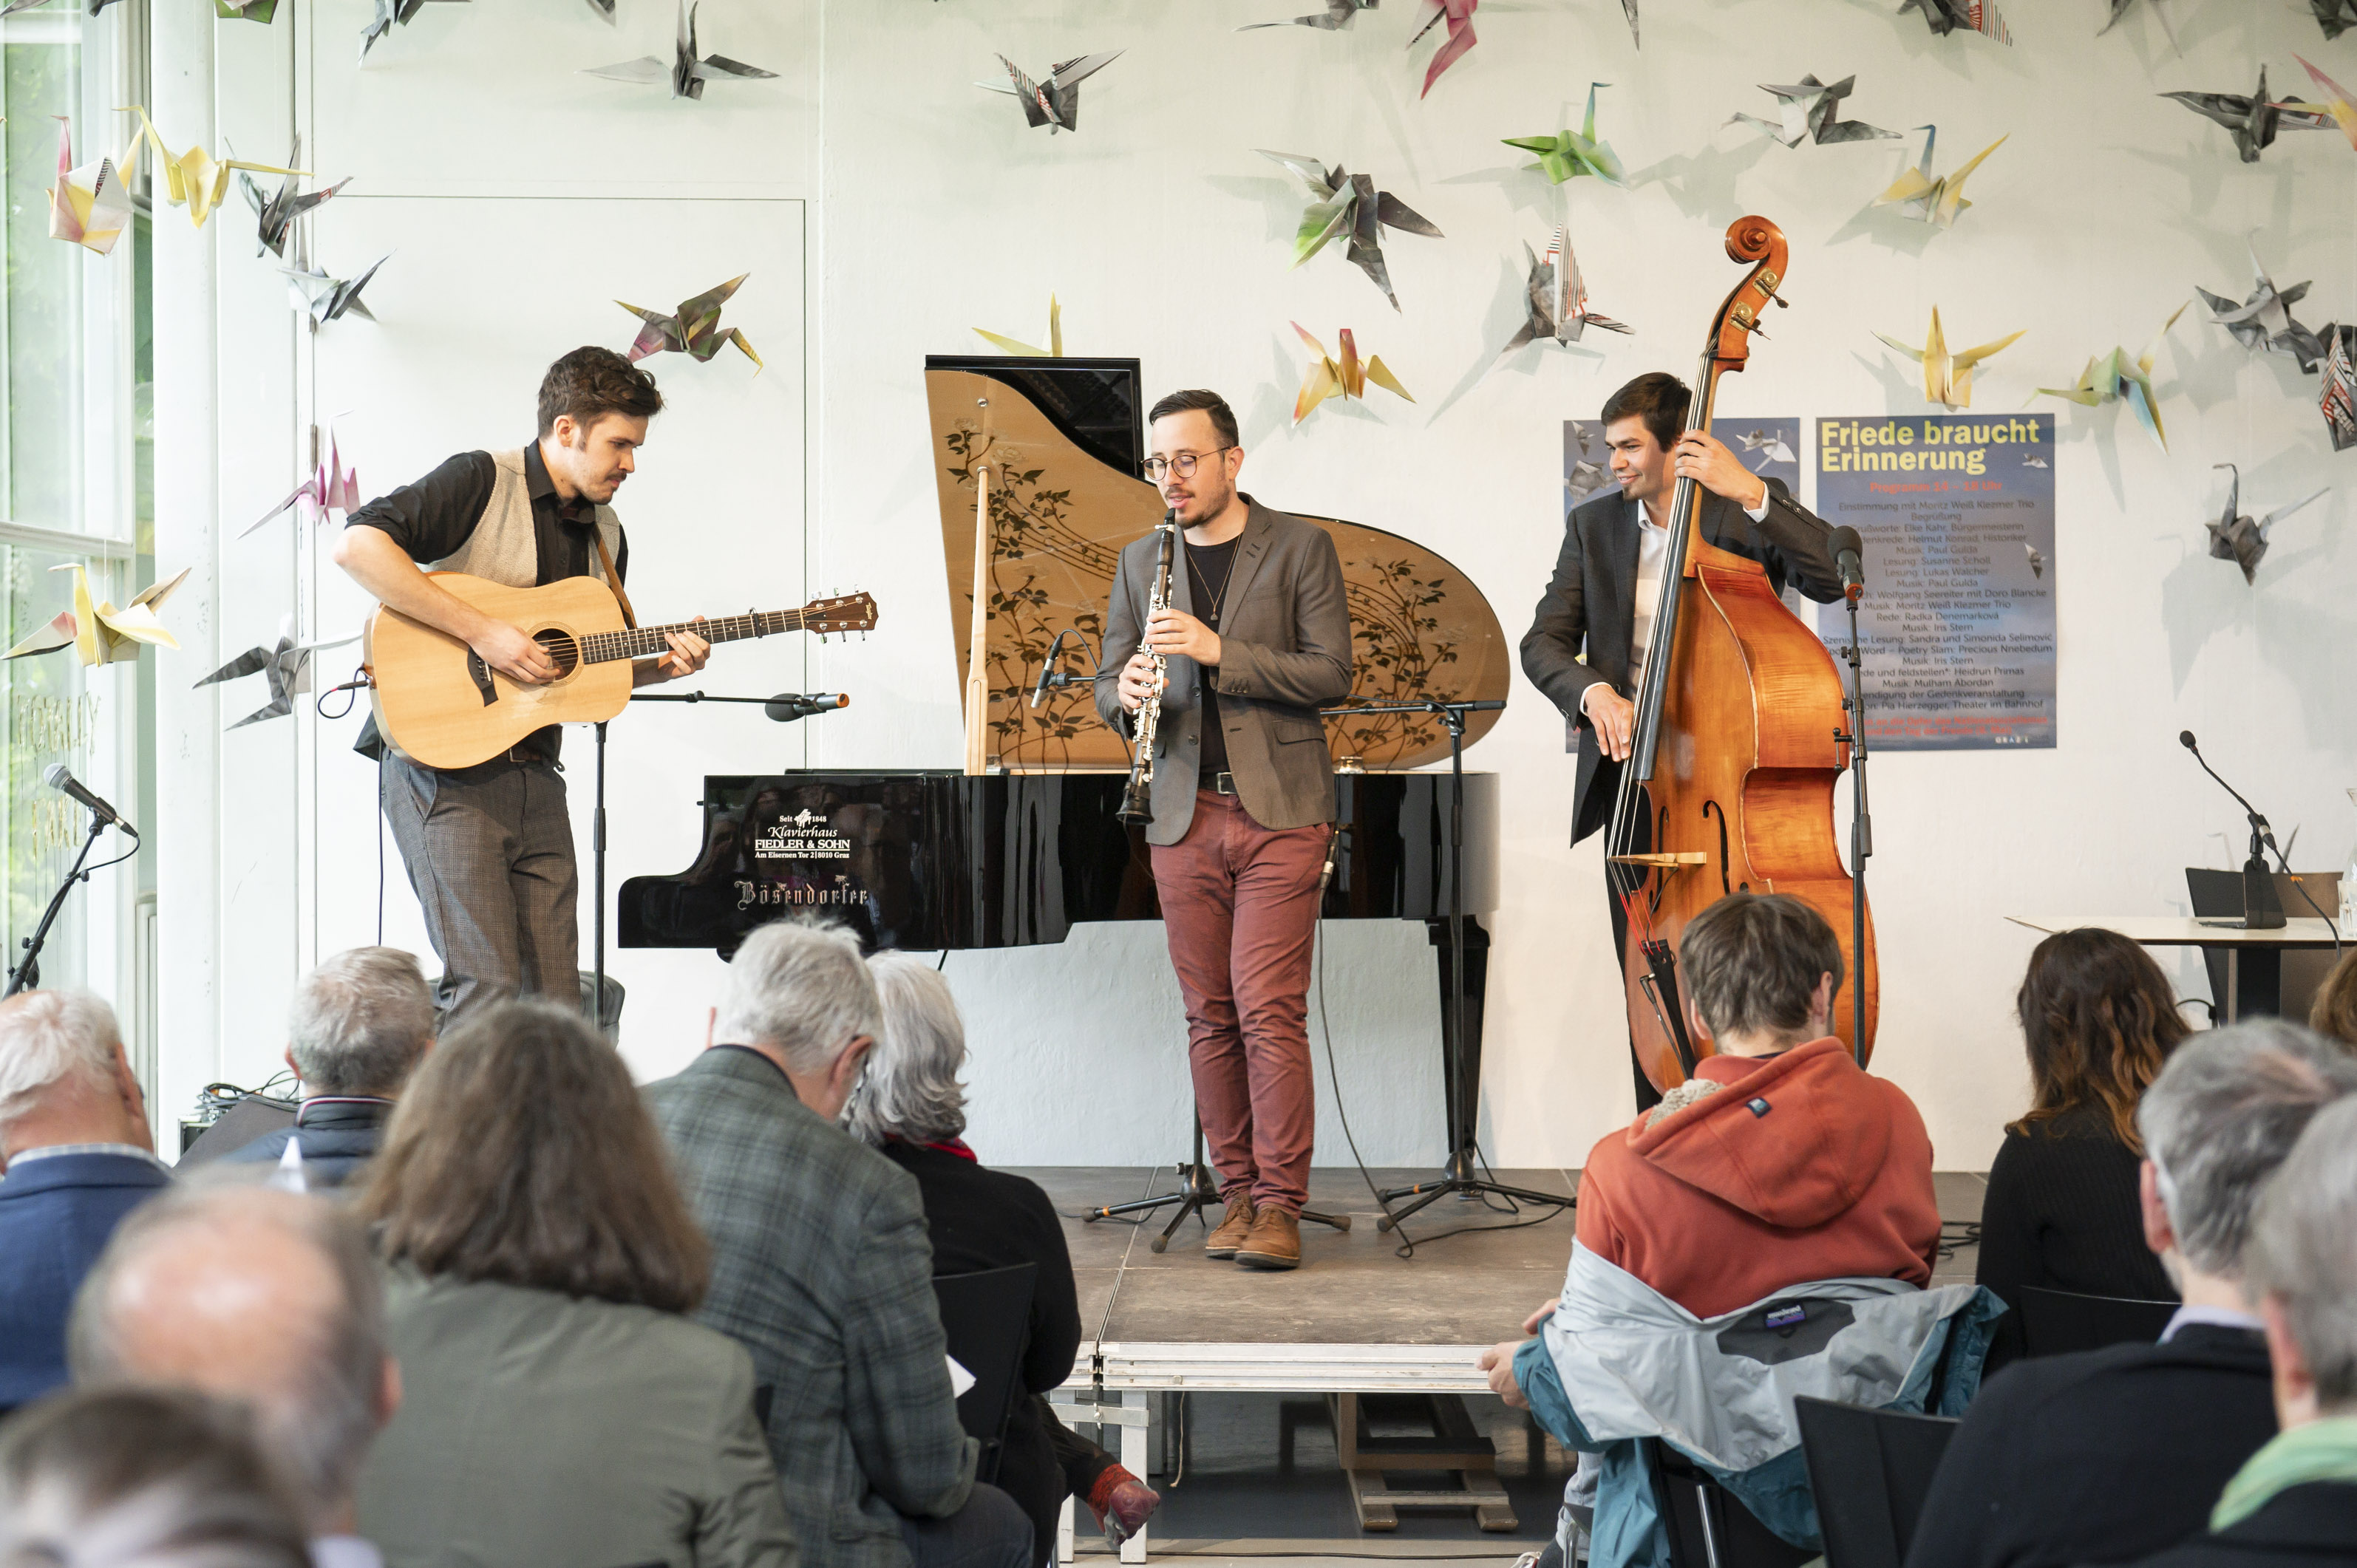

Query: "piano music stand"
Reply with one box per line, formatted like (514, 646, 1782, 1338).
(1323, 698, 1570, 1230)
(1081, 1109, 1351, 1252)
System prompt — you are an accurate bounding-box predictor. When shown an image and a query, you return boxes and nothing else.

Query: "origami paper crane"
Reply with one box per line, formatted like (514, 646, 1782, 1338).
(586, 0, 776, 100)
(2316, 0, 2357, 40)
(1735, 429, 1797, 466)
(1729, 75, 1900, 148)
(1503, 84, 1626, 186)
(2024, 542, 2044, 579)
(1618, 0, 1638, 45)
(2205, 465, 2326, 585)
(358, 0, 445, 62)
(1238, 0, 1378, 30)
(122, 109, 302, 230)
(1899, 0, 2011, 44)
(197, 623, 363, 730)
(214, 0, 277, 23)
(1566, 422, 1612, 505)
(242, 429, 362, 539)
(2101, 0, 2180, 52)
(2022, 452, 2050, 468)
(619, 273, 761, 369)
(46, 116, 138, 257)
(2198, 246, 2328, 374)
(4, 565, 189, 667)
(1874, 306, 2024, 409)
(2163, 69, 2330, 164)
(284, 256, 388, 326)
(973, 297, 1061, 357)
(1291, 324, 1412, 424)
(2322, 327, 2357, 451)
(2035, 302, 2188, 452)
(1875, 127, 2007, 228)
(1407, 0, 1476, 98)
(976, 51, 1121, 134)
(1258, 151, 1443, 313)
(239, 137, 347, 260)
(2281, 55, 2357, 151)
(1494, 228, 1630, 366)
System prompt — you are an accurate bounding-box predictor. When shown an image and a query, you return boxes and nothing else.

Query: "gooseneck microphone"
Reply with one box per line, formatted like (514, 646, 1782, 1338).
(44, 765, 131, 832)
(2179, 731, 2285, 930)
(1829, 526, 1866, 602)
(1030, 628, 1073, 709)
(764, 693, 849, 723)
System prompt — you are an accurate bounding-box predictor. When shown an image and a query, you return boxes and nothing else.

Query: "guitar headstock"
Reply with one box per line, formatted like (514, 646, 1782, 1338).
(802, 592, 879, 635)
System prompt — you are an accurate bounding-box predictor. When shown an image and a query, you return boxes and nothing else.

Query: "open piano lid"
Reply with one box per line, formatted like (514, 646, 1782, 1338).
(926, 359, 1509, 772)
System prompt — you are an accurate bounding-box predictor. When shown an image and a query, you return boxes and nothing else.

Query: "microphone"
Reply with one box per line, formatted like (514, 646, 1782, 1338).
(2179, 730, 2285, 930)
(1829, 526, 1865, 601)
(1031, 629, 1072, 709)
(44, 765, 129, 832)
(764, 693, 848, 723)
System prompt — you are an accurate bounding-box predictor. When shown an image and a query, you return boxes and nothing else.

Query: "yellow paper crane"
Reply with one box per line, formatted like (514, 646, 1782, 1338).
(1290, 323, 1412, 423)
(973, 296, 1062, 357)
(47, 115, 141, 256)
(122, 106, 303, 229)
(1874, 127, 2007, 228)
(4, 564, 190, 667)
(1873, 306, 2024, 409)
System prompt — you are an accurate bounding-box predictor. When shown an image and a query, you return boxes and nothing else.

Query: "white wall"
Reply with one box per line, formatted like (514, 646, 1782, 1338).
(166, 0, 2357, 1170)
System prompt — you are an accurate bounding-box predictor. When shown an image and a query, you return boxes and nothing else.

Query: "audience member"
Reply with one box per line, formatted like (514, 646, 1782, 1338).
(1977, 928, 2186, 1343)
(1909, 1020, 2357, 1568)
(2308, 947, 2357, 1049)
(647, 921, 1032, 1568)
(857, 953, 1160, 1552)
(0, 1387, 312, 1568)
(2122, 1094, 2357, 1568)
(0, 991, 168, 1412)
(349, 1002, 794, 1568)
(1479, 894, 1962, 1568)
(68, 1182, 395, 1568)
(222, 948, 437, 1187)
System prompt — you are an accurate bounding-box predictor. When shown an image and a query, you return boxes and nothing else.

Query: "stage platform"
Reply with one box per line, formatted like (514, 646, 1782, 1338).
(1015, 1166, 1990, 1561)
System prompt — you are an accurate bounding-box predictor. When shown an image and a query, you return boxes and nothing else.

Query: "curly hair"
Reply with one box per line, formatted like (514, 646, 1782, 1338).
(2008, 927, 2189, 1152)
(2310, 947, 2357, 1049)
(536, 346, 664, 438)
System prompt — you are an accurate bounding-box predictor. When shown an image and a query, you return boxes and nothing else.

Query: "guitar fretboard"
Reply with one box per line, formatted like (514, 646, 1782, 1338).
(580, 610, 812, 665)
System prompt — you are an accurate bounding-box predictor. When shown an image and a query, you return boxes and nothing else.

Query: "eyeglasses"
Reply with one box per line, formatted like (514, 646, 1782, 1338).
(1143, 447, 1234, 482)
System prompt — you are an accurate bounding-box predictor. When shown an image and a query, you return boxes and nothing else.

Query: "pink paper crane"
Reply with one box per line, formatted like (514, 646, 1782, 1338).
(1409, 0, 1477, 98)
(242, 427, 361, 538)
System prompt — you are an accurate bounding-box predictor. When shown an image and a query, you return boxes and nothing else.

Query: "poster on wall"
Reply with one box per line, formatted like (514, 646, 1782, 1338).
(1564, 419, 1614, 509)
(1560, 416, 1802, 513)
(1814, 413, 2057, 751)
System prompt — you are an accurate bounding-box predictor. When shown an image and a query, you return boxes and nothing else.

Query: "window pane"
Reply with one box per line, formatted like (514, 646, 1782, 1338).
(3, 543, 99, 991)
(4, 10, 88, 533)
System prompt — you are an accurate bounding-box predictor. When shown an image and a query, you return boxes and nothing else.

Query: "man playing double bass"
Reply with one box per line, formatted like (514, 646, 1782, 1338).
(1520, 372, 1846, 1108)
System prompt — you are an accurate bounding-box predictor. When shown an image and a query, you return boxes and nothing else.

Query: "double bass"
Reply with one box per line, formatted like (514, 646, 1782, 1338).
(1608, 215, 1877, 1091)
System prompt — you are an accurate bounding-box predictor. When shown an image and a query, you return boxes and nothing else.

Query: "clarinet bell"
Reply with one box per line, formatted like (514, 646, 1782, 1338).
(1116, 780, 1154, 825)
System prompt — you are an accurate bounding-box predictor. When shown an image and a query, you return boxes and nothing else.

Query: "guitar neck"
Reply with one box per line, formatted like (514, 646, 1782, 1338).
(580, 610, 811, 665)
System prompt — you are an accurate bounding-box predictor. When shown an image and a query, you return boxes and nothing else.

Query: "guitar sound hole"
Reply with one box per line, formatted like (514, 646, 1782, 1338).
(533, 627, 582, 677)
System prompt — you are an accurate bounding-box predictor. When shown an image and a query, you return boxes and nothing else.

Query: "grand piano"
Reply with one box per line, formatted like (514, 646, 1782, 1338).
(620, 356, 1514, 1167)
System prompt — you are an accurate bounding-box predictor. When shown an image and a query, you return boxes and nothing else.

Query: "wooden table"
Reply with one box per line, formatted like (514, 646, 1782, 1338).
(2007, 916, 2344, 1023)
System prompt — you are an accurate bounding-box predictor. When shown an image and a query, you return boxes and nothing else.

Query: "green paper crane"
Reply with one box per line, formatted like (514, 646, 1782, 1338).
(2035, 301, 2188, 452)
(1502, 83, 1626, 186)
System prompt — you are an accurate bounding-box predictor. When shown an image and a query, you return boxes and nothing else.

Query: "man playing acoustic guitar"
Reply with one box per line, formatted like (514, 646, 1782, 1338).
(333, 347, 711, 1028)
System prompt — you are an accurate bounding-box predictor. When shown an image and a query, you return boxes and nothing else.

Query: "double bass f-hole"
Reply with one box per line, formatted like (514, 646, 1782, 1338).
(1700, 800, 1732, 896)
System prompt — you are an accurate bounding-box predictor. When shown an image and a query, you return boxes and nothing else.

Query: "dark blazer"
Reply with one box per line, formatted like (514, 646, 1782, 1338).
(1904, 1323, 2277, 1568)
(645, 1048, 976, 1568)
(879, 1142, 1083, 1557)
(0, 1151, 171, 1408)
(221, 1097, 393, 1188)
(2118, 1483, 2357, 1568)
(1519, 481, 1844, 845)
(1096, 497, 1353, 845)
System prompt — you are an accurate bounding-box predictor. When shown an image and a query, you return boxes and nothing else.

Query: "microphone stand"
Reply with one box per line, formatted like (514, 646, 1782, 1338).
(1834, 588, 1873, 1062)
(2183, 739, 2287, 931)
(7, 814, 115, 998)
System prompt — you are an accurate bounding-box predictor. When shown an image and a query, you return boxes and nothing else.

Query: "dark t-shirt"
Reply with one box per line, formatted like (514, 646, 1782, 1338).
(343, 443, 629, 763)
(1185, 536, 1241, 777)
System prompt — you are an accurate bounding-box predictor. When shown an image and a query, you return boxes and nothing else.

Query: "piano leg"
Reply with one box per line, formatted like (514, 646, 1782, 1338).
(1375, 915, 1573, 1228)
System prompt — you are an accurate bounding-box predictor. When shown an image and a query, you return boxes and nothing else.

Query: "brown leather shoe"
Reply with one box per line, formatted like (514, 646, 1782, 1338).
(1235, 1205, 1302, 1270)
(1204, 1195, 1256, 1258)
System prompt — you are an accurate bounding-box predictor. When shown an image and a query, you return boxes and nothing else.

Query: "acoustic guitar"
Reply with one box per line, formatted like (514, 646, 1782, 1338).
(364, 573, 878, 768)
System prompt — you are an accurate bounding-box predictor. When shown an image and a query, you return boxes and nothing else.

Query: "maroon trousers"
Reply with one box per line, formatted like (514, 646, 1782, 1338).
(1150, 789, 1328, 1213)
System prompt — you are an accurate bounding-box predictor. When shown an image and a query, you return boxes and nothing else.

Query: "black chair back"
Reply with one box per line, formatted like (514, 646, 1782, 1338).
(931, 1263, 1038, 1485)
(2185, 868, 2341, 1020)
(1645, 1438, 1817, 1568)
(1793, 1397, 1959, 1568)
(2016, 1285, 2177, 1358)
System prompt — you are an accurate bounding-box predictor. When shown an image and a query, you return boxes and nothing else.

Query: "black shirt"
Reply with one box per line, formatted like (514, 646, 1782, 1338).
(1185, 536, 1241, 777)
(344, 443, 630, 763)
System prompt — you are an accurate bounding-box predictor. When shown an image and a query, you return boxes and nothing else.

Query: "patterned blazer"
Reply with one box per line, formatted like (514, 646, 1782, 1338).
(646, 1048, 976, 1568)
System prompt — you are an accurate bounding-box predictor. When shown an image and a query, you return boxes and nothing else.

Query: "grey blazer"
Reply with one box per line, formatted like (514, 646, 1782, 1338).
(1095, 497, 1354, 845)
(645, 1048, 975, 1568)
(1518, 481, 1844, 845)
(356, 1267, 797, 1568)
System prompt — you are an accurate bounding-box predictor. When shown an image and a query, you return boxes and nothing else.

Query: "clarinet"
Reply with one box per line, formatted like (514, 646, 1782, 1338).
(1116, 511, 1180, 825)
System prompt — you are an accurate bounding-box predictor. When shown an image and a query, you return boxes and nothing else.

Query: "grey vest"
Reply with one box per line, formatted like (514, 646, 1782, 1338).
(432, 449, 623, 590)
